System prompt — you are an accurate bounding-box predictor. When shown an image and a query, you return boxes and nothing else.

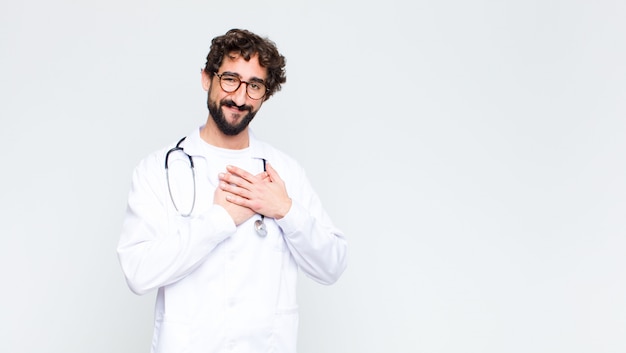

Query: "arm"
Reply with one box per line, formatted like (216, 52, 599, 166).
(117, 154, 236, 295)
(276, 184, 348, 285)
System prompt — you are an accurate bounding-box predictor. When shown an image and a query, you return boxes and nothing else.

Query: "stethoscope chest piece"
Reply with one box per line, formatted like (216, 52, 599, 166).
(254, 218, 268, 237)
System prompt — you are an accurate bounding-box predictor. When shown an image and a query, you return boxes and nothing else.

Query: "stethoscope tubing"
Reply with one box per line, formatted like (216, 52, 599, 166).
(165, 137, 196, 217)
(164, 136, 268, 236)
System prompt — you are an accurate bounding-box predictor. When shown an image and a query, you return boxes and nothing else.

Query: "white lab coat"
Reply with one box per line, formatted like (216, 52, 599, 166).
(117, 127, 348, 353)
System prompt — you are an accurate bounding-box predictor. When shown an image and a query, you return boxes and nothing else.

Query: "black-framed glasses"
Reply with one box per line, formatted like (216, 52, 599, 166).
(214, 72, 267, 100)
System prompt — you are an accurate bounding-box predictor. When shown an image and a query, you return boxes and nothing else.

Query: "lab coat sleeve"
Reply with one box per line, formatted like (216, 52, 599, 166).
(275, 165, 348, 285)
(117, 153, 236, 295)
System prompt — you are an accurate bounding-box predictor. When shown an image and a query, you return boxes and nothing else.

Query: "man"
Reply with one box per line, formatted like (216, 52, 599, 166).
(117, 29, 348, 353)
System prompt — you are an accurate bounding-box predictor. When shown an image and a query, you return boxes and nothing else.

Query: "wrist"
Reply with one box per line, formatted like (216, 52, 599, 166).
(275, 198, 292, 220)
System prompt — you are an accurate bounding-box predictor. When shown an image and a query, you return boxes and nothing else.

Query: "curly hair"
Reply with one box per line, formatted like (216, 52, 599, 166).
(204, 29, 287, 100)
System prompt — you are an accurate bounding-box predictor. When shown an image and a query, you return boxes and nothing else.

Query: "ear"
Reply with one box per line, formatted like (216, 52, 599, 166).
(201, 70, 212, 91)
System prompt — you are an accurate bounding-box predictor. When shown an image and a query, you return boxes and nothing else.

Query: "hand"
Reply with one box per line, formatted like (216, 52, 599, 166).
(213, 185, 256, 226)
(218, 163, 292, 219)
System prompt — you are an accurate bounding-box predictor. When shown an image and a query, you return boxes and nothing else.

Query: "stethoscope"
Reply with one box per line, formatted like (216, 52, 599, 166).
(165, 136, 268, 237)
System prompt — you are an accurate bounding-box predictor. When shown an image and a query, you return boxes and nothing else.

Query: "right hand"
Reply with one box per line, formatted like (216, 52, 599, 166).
(214, 186, 255, 226)
(213, 171, 269, 226)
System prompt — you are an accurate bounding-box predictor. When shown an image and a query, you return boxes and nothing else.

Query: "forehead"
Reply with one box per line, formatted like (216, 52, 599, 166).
(219, 52, 267, 80)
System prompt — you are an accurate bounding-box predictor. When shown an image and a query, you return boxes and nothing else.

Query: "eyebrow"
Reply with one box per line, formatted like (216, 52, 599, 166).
(221, 71, 266, 83)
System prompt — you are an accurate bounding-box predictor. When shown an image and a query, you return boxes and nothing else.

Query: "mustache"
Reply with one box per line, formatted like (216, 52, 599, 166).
(221, 99, 252, 112)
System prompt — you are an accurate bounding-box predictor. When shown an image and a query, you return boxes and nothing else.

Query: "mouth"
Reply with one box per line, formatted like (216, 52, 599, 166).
(222, 100, 251, 112)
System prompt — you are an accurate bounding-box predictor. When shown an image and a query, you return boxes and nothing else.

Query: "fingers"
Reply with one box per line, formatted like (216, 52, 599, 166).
(215, 184, 250, 211)
(217, 165, 262, 209)
(218, 172, 246, 189)
(219, 181, 248, 199)
(226, 165, 259, 183)
(265, 162, 283, 184)
(219, 165, 268, 187)
(225, 193, 247, 206)
(223, 185, 263, 211)
(216, 163, 284, 217)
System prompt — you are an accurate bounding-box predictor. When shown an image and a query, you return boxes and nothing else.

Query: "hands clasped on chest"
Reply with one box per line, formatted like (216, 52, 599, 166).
(214, 163, 292, 230)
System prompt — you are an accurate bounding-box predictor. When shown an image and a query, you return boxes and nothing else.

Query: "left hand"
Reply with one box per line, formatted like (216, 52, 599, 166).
(218, 163, 292, 219)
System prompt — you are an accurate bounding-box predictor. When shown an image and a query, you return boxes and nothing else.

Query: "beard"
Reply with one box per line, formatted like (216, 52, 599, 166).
(207, 94, 257, 136)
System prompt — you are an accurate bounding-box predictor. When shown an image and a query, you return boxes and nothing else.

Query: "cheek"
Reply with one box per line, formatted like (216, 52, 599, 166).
(208, 88, 222, 105)
(251, 101, 263, 112)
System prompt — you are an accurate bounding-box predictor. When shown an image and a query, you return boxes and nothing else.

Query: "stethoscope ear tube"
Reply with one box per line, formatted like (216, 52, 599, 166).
(165, 137, 194, 169)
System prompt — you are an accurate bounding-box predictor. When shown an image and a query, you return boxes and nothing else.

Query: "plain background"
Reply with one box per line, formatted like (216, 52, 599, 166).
(1, 0, 625, 352)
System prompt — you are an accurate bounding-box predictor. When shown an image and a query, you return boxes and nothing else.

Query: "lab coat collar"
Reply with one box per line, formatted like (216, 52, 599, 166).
(181, 125, 270, 160)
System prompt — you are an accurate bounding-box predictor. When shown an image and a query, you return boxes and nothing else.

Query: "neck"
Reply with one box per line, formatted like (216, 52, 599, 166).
(200, 118, 250, 150)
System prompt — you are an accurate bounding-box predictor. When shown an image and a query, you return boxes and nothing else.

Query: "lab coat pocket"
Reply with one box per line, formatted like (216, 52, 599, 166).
(271, 307, 299, 353)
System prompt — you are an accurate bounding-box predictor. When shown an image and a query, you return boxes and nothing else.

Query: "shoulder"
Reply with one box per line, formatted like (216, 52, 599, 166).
(133, 139, 181, 175)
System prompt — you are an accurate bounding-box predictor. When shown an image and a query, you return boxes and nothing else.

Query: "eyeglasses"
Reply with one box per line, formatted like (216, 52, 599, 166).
(214, 73, 267, 100)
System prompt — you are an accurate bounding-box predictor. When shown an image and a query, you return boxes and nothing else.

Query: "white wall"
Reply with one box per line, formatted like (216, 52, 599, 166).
(1, 1, 625, 352)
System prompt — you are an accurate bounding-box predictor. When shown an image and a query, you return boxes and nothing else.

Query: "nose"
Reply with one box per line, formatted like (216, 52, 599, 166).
(230, 82, 248, 106)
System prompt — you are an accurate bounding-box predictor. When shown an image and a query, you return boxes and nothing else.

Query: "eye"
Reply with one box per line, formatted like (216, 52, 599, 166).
(249, 82, 262, 91)
(221, 76, 239, 84)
